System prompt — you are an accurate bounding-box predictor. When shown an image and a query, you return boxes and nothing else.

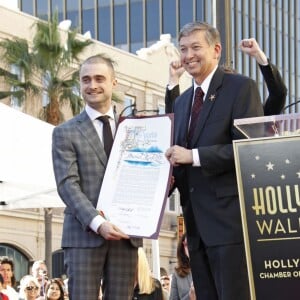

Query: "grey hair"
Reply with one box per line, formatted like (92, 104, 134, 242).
(178, 21, 221, 46)
(19, 275, 40, 299)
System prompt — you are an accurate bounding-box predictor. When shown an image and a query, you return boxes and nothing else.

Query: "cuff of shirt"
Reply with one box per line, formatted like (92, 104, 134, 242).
(192, 148, 201, 166)
(89, 215, 106, 233)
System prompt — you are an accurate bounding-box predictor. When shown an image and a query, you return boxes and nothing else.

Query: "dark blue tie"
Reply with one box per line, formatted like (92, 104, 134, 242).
(188, 87, 204, 143)
(98, 116, 113, 157)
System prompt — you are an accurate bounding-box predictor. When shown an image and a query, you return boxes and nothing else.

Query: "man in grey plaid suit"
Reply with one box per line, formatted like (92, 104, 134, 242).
(52, 54, 142, 300)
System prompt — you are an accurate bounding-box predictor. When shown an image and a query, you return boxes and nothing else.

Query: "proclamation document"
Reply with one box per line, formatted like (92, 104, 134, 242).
(97, 114, 173, 238)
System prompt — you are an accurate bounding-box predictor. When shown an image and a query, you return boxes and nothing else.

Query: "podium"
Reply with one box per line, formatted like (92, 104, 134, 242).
(233, 113, 300, 300)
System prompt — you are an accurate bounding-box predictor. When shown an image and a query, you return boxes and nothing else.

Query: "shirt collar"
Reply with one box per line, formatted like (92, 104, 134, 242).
(193, 65, 218, 98)
(85, 104, 115, 121)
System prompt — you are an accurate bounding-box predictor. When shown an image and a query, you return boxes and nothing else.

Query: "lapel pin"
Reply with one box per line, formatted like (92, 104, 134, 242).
(209, 94, 216, 101)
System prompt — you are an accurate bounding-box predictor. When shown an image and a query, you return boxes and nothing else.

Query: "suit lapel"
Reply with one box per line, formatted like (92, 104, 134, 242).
(175, 87, 194, 145)
(76, 111, 108, 165)
(189, 68, 224, 147)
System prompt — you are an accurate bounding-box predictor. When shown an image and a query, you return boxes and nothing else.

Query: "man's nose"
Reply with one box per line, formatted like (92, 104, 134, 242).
(185, 48, 194, 58)
(89, 79, 98, 89)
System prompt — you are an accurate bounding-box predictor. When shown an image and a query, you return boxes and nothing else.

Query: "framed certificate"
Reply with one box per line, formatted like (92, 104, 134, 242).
(97, 114, 174, 238)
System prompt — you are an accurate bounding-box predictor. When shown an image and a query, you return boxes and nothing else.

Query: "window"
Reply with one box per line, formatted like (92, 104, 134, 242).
(162, 0, 176, 37)
(113, 0, 128, 50)
(158, 104, 165, 115)
(51, 0, 65, 21)
(165, 191, 181, 213)
(129, 0, 144, 52)
(20, 0, 34, 15)
(179, 0, 194, 29)
(66, 0, 79, 29)
(146, 0, 160, 46)
(37, 0, 48, 20)
(98, 0, 111, 44)
(82, 0, 96, 38)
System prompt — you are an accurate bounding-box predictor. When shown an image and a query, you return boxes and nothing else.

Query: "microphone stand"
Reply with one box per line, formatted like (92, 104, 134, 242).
(118, 103, 159, 123)
(118, 103, 137, 119)
(135, 109, 160, 115)
(283, 99, 300, 112)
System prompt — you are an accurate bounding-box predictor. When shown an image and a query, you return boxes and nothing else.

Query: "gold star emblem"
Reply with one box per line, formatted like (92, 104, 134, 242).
(209, 94, 216, 101)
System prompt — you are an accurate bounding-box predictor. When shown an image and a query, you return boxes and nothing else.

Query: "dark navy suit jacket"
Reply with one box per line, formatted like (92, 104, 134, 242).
(172, 67, 264, 248)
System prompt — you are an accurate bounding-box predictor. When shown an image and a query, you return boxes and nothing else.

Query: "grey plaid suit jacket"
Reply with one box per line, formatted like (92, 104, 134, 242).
(52, 110, 142, 248)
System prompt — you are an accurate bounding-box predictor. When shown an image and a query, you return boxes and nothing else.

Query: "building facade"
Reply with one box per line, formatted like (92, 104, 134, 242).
(17, 0, 300, 112)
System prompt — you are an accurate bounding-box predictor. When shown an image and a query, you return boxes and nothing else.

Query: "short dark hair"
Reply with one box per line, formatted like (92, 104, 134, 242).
(80, 53, 116, 78)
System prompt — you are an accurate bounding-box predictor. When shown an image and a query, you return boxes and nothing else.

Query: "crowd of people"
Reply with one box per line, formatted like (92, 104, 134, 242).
(0, 18, 287, 300)
(0, 257, 68, 300)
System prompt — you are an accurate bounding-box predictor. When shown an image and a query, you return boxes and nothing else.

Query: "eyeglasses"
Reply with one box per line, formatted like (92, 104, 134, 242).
(25, 286, 39, 291)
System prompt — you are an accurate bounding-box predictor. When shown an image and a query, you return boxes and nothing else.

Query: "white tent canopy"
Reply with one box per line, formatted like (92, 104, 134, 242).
(0, 103, 64, 209)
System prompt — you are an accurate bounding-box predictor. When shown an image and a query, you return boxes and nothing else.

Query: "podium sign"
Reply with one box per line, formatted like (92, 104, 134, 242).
(233, 135, 300, 300)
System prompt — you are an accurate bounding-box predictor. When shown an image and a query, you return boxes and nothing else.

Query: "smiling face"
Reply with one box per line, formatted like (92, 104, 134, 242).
(179, 29, 221, 85)
(24, 282, 40, 300)
(80, 60, 117, 113)
(46, 282, 62, 300)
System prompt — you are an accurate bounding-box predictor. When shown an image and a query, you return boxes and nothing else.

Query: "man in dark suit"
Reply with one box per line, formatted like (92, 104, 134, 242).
(165, 38, 287, 115)
(52, 54, 142, 300)
(165, 22, 264, 300)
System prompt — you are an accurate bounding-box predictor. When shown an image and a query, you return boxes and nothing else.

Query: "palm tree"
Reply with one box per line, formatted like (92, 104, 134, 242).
(0, 12, 93, 275)
(0, 13, 92, 122)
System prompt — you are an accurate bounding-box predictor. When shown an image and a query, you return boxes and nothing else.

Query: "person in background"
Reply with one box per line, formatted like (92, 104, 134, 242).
(19, 275, 41, 300)
(165, 21, 263, 300)
(160, 276, 170, 297)
(0, 274, 9, 300)
(239, 38, 287, 115)
(52, 53, 142, 300)
(0, 256, 19, 300)
(169, 233, 193, 300)
(31, 260, 48, 298)
(44, 278, 65, 300)
(159, 268, 170, 300)
(132, 248, 163, 300)
(165, 38, 287, 116)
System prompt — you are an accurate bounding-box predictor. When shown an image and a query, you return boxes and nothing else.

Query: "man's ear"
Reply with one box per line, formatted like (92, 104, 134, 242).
(214, 43, 222, 60)
(112, 78, 118, 88)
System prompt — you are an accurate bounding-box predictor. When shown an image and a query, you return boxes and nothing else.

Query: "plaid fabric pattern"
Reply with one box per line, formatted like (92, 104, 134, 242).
(65, 240, 138, 300)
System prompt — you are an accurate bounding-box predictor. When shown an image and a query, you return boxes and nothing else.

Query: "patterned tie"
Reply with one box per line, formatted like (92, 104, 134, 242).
(98, 115, 113, 157)
(188, 87, 204, 143)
